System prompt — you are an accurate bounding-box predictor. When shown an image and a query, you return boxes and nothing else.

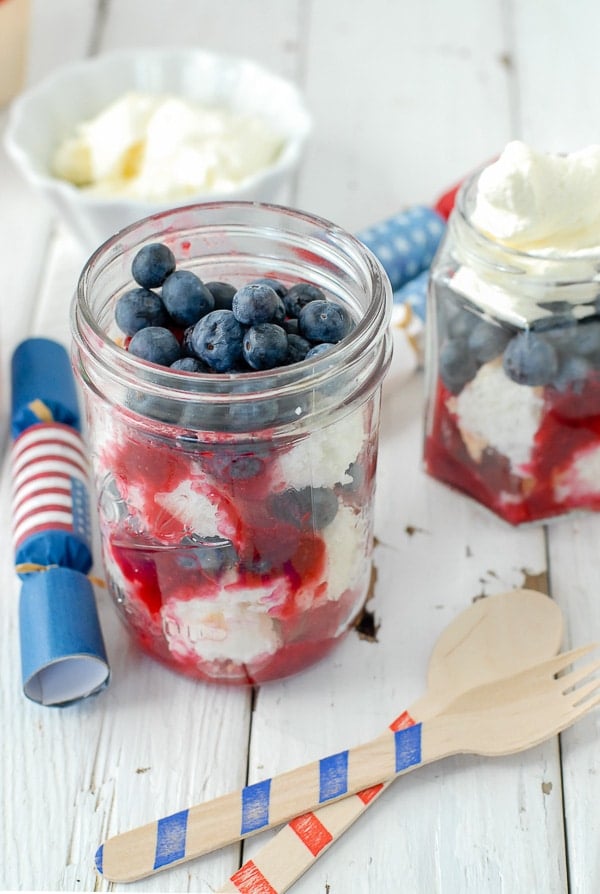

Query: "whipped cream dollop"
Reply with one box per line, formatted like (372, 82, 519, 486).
(52, 91, 284, 200)
(471, 141, 600, 252)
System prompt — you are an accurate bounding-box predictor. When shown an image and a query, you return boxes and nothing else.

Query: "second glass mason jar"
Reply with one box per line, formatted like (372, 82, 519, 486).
(71, 202, 392, 684)
(425, 171, 600, 526)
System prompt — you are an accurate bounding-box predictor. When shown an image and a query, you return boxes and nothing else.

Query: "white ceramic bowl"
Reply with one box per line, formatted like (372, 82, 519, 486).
(4, 47, 312, 252)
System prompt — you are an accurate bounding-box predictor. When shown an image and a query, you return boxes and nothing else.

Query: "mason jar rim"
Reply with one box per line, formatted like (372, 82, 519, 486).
(71, 200, 392, 413)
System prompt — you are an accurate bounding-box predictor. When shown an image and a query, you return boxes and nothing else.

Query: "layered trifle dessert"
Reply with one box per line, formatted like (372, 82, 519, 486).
(72, 204, 391, 684)
(425, 142, 600, 525)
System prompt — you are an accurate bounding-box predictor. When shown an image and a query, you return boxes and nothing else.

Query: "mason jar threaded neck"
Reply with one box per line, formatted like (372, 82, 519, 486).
(71, 201, 392, 437)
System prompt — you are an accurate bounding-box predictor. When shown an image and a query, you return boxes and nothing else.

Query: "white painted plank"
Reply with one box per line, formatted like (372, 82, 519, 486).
(296, 0, 513, 233)
(546, 518, 600, 894)
(513, 0, 600, 152)
(27, 0, 98, 84)
(0, 113, 53, 448)
(512, 2, 600, 891)
(97, 0, 302, 80)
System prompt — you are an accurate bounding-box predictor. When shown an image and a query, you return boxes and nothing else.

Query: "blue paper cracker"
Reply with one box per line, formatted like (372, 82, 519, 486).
(19, 566, 110, 706)
(11, 337, 81, 437)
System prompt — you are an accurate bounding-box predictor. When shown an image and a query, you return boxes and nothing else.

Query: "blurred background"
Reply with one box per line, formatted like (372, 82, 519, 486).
(6, 0, 600, 237)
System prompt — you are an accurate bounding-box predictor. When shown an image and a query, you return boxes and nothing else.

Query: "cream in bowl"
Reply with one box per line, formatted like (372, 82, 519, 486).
(52, 90, 285, 201)
(4, 47, 312, 251)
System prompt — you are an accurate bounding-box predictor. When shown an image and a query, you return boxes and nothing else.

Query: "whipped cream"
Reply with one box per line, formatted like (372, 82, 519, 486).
(162, 597, 282, 665)
(52, 91, 284, 200)
(472, 141, 600, 252)
(450, 142, 600, 328)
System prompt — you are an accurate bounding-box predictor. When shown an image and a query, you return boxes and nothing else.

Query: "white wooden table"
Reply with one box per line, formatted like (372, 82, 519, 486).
(2, 2, 600, 891)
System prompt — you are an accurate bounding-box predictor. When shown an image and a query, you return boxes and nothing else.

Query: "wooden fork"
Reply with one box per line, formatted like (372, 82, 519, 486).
(96, 644, 600, 883)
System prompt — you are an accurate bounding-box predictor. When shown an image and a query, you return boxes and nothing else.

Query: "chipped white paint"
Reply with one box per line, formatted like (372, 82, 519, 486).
(1, 1, 600, 891)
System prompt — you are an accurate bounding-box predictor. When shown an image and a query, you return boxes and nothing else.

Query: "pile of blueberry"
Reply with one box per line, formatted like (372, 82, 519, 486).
(115, 242, 354, 373)
(438, 289, 600, 395)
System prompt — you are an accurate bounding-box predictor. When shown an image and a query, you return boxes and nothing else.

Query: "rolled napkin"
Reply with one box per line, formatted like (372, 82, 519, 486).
(11, 337, 110, 707)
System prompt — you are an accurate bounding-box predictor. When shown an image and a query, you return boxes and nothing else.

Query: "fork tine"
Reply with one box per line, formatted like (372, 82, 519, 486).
(565, 692, 600, 725)
(570, 676, 600, 707)
(559, 658, 600, 693)
(539, 643, 599, 678)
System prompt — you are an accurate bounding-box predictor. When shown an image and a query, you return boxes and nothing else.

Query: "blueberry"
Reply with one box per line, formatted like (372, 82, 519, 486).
(243, 323, 289, 370)
(179, 325, 193, 356)
(170, 356, 209, 372)
(533, 315, 579, 353)
(268, 486, 338, 531)
(283, 317, 300, 336)
(205, 281, 236, 311)
(502, 331, 559, 386)
(285, 333, 312, 364)
(538, 300, 575, 314)
(447, 307, 477, 339)
(467, 320, 512, 363)
(284, 282, 325, 317)
(131, 242, 176, 289)
(115, 287, 167, 336)
(273, 297, 286, 325)
(242, 554, 274, 576)
(299, 299, 353, 343)
(180, 534, 237, 577)
(161, 270, 215, 327)
(228, 398, 279, 430)
(189, 309, 245, 372)
(439, 337, 478, 393)
(251, 277, 288, 298)
(575, 318, 600, 358)
(208, 452, 266, 480)
(128, 326, 181, 366)
(552, 355, 591, 393)
(233, 282, 281, 325)
(305, 342, 335, 360)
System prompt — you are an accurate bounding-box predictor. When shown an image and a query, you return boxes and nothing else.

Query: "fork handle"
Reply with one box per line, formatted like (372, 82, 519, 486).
(97, 722, 428, 883)
(218, 709, 420, 894)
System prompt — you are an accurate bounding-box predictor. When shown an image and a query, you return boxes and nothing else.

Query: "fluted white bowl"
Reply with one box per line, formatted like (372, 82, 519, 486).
(4, 47, 312, 252)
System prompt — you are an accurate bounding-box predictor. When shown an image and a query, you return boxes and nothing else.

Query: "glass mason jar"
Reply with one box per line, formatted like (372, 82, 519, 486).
(424, 170, 600, 526)
(71, 202, 392, 684)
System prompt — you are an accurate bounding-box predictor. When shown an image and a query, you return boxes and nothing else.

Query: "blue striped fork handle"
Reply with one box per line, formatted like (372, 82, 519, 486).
(95, 645, 600, 884)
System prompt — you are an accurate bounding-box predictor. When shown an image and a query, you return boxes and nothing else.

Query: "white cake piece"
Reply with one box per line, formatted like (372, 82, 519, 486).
(162, 597, 282, 664)
(447, 358, 545, 474)
(276, 410, 366, 490)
